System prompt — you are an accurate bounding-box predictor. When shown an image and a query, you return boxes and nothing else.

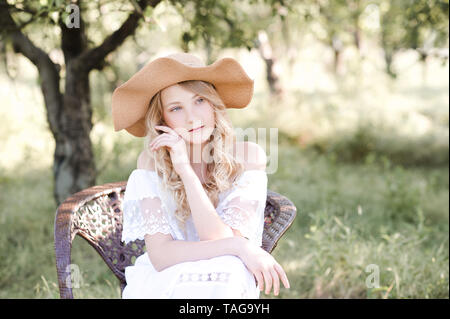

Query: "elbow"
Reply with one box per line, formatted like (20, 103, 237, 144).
(146, 249, 166, 272)
(144, 234, 173, 272)
(150, 257, 166, 272)
(154, 264, 165, 272)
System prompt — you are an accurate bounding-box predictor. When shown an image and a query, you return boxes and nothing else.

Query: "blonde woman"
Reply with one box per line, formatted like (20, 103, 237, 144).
(112, 52, 290, 299)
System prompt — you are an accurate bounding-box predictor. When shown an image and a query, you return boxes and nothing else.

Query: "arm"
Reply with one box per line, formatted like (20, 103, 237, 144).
(178, 141, 267, 241)
(178, 167, 234, 241)
(138, 149, 233, 241)
(135, 150, 242, 270)
(146, 231, 290, 296)
(145, 232, 246, 272)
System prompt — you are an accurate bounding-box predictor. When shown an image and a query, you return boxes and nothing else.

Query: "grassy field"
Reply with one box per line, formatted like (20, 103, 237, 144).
(0, 45, 448, 298)
(0, 136, 447, 299)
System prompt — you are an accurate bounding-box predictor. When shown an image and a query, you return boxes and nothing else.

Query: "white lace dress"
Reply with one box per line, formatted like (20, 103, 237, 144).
(120, 168, 268, 299)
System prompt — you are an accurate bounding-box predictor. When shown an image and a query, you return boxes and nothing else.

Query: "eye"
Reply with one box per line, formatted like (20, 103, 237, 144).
(170, 106, 181, 112)
(196, 97, 205, 104)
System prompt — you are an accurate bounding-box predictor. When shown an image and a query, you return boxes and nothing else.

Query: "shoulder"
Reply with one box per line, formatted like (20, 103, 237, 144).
(235, 141, 266, 171)
(137, 149, 156, 171)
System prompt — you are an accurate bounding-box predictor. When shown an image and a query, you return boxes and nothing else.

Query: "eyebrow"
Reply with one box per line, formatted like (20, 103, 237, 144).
(165, 94, 199, 108)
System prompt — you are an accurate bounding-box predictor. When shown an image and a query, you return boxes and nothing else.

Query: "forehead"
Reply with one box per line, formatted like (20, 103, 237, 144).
(160, 84, 195, 104)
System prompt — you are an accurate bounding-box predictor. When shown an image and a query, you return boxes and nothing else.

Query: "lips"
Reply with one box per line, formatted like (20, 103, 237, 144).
(189, 125, 204, 132)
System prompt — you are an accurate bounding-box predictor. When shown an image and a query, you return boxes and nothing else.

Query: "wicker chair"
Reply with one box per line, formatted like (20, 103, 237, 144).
(54, 181, 297, 299)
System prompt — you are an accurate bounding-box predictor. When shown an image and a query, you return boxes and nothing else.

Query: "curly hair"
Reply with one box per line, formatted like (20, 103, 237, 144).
(142, 80, 246, 234)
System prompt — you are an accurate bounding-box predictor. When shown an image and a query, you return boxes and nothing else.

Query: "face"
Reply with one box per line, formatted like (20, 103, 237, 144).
(161, 83, 215, 146)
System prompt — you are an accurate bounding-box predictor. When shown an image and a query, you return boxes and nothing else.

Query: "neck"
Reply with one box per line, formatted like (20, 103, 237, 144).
(188, 141, 207, 165)
(188, 142, 208, 182)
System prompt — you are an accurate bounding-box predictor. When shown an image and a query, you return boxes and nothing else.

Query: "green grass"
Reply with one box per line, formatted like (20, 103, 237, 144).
(0, 139, 447, 298)
(262, 145, 448, 299)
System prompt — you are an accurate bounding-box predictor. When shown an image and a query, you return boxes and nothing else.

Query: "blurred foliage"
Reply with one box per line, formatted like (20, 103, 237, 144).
(379, 0, 449, 76)
(2, 0, 448, 82)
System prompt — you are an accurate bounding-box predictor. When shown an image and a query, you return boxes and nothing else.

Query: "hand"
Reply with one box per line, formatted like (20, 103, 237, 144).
(149, 125, 190, 176)
(237, 238, 290, 296)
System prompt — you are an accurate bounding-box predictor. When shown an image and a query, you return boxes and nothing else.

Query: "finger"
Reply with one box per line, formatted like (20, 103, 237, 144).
(149, 135, 164, 148)
(155, 125, 179, 137)
(262, 269, 272, 295)
(269, 268, 280, 296)
(254, 272, 264, 292)
(151, 136, 176, 150)
(149, 133, 172, 147)
(274, 263, 290, 289)
(151, 139, 172, 151)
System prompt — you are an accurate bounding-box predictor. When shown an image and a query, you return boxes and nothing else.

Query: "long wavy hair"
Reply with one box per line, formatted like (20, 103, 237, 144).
(142, 80, 245, 233)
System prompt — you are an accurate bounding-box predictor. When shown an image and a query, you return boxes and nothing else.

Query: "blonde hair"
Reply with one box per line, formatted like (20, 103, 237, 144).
(143, 80, 245, 233)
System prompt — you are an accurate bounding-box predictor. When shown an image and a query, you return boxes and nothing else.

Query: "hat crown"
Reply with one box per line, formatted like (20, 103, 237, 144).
(165, 52, 206, 67)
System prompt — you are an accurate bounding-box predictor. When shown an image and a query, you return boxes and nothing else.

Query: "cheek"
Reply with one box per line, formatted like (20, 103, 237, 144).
(163, 112, 180, 127)
(204, 105, 215, 124)
(163, 112, 188, 137)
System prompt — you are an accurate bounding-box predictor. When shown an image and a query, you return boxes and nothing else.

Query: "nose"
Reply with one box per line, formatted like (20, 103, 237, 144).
(185, 104, 202, 126)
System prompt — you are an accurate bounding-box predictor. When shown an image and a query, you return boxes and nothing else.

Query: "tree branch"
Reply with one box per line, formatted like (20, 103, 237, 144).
(78, 0, 160, 71)
(0, 0, 63, 136)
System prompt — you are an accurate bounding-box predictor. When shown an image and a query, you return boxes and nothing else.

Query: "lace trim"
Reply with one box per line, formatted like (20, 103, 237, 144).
(176, 272, 232, 284)
(220, 205, 255, 239)
(173, 272, 256, 298)
(121, 198, 172, 244)
(121, 169, 267, 245)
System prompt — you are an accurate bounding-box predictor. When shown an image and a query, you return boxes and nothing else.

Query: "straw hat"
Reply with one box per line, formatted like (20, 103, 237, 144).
(111, 52, 254, 137)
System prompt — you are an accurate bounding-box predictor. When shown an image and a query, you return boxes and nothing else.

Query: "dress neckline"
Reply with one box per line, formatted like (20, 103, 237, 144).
(133, 168, 266, 175)
(132, 168, 266, 191)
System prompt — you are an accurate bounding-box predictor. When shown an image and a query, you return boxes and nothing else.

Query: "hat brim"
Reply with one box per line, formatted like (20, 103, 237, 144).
(111, 56, 254, 137)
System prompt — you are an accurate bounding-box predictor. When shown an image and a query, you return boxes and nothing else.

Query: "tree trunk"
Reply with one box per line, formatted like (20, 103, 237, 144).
(53, 63, 96, 205)
(418, 50, 428, 85)
(383, 48, 397, 79)
(331, 35, 343, 75)
(256, 30, 284, 98)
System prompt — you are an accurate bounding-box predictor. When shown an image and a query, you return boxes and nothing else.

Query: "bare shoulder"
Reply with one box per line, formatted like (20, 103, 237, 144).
(234, 141, 267, 171)
(137, 149, 156, 171)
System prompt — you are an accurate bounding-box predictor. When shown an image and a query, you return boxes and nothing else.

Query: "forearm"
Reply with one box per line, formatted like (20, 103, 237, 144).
(149, 236, 243, 272)
(179, 167, 233, 240)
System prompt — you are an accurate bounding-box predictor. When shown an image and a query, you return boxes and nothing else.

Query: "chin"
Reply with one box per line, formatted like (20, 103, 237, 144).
(185, 127, 213, 145)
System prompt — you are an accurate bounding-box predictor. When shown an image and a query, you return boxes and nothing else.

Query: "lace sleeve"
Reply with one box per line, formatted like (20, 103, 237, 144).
(217, 170, 268, 246)
(121, 169, 172, 245)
